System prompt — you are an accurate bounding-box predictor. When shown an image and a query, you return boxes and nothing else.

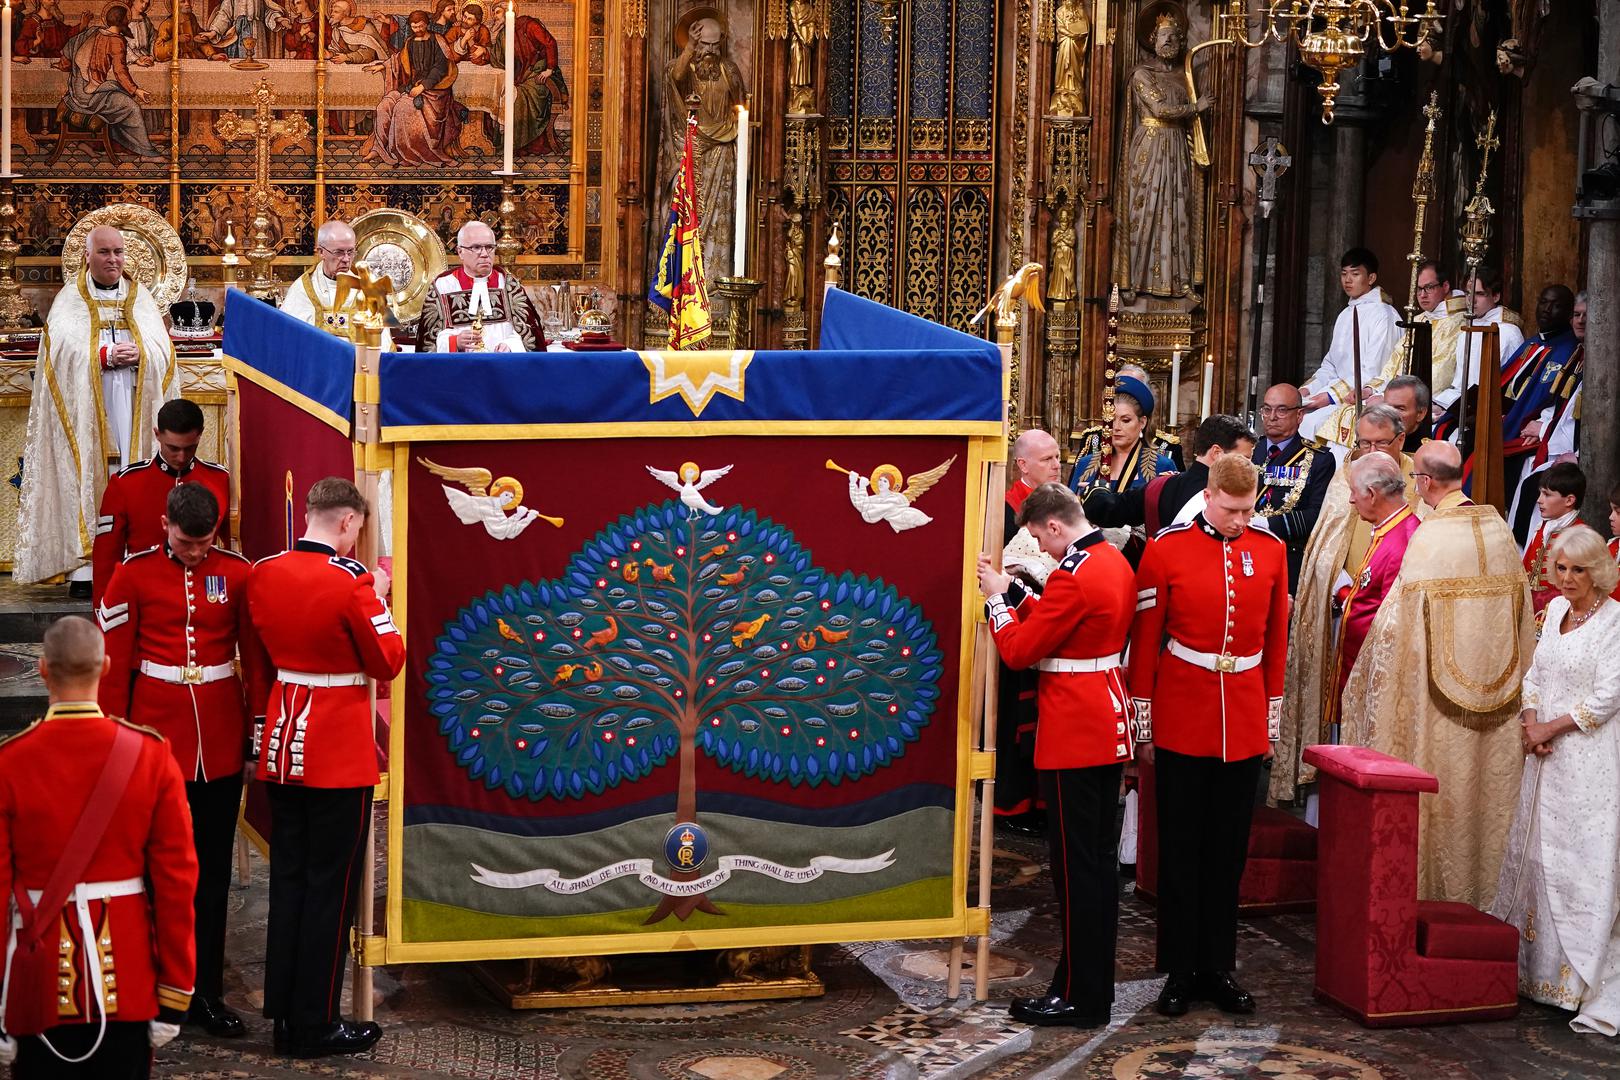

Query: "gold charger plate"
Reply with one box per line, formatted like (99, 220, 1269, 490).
(61, 203, 188, 310)
(351, 208, 448, 323)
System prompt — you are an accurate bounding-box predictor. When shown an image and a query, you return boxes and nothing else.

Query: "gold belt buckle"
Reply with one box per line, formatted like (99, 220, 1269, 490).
(1215, 654, 1237, 673)
(181, 664, 204, 684)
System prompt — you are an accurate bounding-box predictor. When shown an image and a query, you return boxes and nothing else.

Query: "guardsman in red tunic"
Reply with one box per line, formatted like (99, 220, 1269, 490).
(978, 483, 1137, 1028)
(97, 483, 256, 1039)
(1129, 454, 1289, 1018)
(242, 477, 404, 1059)
(0, 616, 197, 1079)
(90, 399, 230, 607)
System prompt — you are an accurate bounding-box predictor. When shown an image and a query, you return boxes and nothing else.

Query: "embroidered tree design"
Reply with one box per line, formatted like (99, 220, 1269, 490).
(427, 500, 943, 922)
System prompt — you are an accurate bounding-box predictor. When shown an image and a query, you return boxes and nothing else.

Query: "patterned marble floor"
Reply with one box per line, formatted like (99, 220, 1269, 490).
(143, 826, 1620, 1080)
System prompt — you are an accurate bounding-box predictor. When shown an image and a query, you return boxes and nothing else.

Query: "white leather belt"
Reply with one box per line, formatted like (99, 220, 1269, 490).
(1169, 638, 1262, 673)
(140, 660, 234, 685)
(22, 877, 145, 910)
(278, 669, 366, 688)
(1037, 653, 1123, 673)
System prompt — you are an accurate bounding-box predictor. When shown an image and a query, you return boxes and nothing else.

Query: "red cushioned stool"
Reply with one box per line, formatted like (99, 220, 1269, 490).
(1135, 757, 1317, 915)
(1304, 744, 1519, 1027)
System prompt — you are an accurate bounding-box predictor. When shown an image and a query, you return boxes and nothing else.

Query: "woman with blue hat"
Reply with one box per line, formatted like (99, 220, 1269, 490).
(1068, 374, 1178, 495)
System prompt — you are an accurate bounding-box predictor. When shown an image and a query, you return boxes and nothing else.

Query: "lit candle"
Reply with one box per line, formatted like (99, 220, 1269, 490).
(502, 0, 515, 174)
(733, 103, 749, 278)
(3, 0, 12, 177)
(1168, 349, 1181, 424)
(1201, 356, 1214, 420)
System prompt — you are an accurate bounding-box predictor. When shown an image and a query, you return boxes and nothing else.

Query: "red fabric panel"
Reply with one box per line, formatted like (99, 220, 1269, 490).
(234, 379, 355, 561)
(1248, 806, 1318, 859)
(1416, 901, 1518, 962)
(1303, 743, 1440, 793)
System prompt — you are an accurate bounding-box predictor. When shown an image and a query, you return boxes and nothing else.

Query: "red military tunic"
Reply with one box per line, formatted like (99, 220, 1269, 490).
(1129, 515, 1290, 762)
(1523, 512, 1583, 617)
(92, 456, 231, 607)
(0, 703, 197, 1035)
(986, 530, 1137, 769)
(98, 544, 257, 781)
(245, 541, 406, 788)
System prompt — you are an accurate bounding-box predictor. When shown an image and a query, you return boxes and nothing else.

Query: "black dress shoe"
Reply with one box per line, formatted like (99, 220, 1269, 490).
(1195, 971, 1256, 1014)
(1009, 994, 1108, 1028)
(284, 1020, 383, 1058)
(187, 996, 246, 1037)
(67, 580, 91, 600)
(272, 1019, 290, 1054)
(995, 811, 1047, 838)
(1155, 975, 1194, 1017)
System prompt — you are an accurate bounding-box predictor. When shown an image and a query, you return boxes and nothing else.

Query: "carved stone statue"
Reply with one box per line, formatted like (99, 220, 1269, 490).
(783, 210, 805, 305)
(1047, 203, 1077, 301)
(1113, 3, 1208, 302)
(659, 8, 747, 281)
(787, 0, 817, 115)
(1048, 0, 1088, 116)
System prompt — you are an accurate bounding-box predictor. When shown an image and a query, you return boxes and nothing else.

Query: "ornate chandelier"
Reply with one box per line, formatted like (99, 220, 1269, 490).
(1218, 0, 1444, 123)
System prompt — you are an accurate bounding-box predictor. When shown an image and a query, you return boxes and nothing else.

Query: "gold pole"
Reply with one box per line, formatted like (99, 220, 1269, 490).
(1399, 91, 1441, 366)
(494, 171, 522, 275)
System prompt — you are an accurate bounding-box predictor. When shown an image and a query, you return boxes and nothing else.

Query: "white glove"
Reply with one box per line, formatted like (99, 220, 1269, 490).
(0, 1033, 17, 1064)
(149, 1020, 181, 1048)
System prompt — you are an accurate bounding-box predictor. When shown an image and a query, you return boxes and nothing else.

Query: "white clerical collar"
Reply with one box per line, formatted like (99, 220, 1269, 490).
(1484, 304, 1505, 322)
(1347, 289, 1381, 308)
(90, 275, 123, 295)
(1374, 504, 1407, 530)
(468, 274, 495, 316)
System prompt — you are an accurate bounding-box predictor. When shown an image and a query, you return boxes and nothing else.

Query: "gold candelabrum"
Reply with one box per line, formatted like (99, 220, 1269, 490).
(1218, 0, 1444, 123)
(1459, 109, 1500, 282)
(0, 176, 36, 331)
(493, 170, 522, 274)
(214, 79, 311, 300)
(1399, 91, 1442, 360)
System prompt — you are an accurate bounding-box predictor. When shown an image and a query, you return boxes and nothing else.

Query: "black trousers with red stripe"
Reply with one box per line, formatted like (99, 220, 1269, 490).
(263, 783, 372, 1026)
(1040, 763, 1123, 1010)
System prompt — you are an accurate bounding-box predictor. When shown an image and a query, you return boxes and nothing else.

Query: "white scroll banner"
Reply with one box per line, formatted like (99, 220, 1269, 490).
(468, 849, 897, 897)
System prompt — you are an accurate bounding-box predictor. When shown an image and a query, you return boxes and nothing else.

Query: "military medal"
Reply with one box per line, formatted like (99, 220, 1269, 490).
(206, 575, 227, 603)
(1241, 551, 1254, 577)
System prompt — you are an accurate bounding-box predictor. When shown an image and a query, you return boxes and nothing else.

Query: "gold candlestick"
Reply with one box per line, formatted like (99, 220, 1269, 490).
(0, 176, 36, 331)
(494, 170, 522, 276)
(711, 276, 762, 349)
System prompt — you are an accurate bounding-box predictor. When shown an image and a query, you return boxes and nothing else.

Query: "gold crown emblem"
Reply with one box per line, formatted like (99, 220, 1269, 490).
(679, 828, 696, 845)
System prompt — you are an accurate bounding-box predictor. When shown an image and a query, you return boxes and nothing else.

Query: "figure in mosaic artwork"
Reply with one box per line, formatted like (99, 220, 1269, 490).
(364, 8, 461, 166)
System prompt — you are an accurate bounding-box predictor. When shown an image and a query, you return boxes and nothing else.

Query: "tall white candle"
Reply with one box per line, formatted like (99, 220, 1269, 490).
(1168, 349, 1181, 425)
(1201, 357, 1214, 420)
(502, 0, 515, 174)
(3, 0, 13, 176)
(733, 103, 749, 278)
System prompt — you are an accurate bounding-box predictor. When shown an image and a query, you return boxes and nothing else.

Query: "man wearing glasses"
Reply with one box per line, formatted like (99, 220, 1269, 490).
(1397, 261, 1468, 397)
(1251, 384, 1334, 592)
(1270, 404, 1422, 816)
(281, 220, 395, 351)
(417, 220, 546, 353)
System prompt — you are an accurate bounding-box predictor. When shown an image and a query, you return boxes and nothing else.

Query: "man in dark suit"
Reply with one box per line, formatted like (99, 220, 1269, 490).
(1252, 383, 1335, 592)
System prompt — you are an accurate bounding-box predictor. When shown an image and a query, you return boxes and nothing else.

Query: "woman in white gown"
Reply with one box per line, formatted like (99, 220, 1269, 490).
(1491, 524, 1620, 1035)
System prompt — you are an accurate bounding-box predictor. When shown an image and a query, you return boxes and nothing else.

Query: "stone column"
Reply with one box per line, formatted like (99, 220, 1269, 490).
(1321, 125, 1366, 331)
(1581, 8, 1620, 528)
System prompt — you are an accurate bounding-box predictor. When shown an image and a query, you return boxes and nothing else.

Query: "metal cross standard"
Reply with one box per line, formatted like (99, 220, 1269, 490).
(1247, 137, 1293, 220)
(214, 80, 311, 301)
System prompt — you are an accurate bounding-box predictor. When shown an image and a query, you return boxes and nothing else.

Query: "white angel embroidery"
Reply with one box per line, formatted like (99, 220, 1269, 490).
(844, 456, 957, 533)
(646, 461, 733, 518)
(418, 458, 563, 540)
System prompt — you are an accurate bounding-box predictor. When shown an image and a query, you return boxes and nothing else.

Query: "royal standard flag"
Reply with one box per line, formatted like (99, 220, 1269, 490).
(648, 114, 713, 349)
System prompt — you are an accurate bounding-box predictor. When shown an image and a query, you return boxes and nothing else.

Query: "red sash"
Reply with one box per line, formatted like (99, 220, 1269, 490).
(6, 725, 142, 1032)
